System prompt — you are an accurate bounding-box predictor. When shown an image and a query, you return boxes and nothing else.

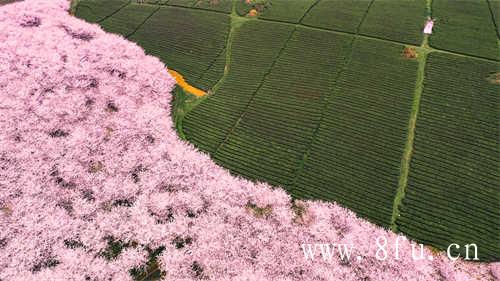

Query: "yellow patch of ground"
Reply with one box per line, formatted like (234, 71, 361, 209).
(248, 9, 258, 17)
(168, 69, 206, 97)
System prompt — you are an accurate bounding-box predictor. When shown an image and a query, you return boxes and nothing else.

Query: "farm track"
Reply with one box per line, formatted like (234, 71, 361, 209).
(391, 42, 429, 232)
(390, 0, 434, 232)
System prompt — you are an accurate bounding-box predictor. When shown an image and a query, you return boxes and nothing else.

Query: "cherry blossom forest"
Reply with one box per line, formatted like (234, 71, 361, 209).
(0, 0, 498, 280)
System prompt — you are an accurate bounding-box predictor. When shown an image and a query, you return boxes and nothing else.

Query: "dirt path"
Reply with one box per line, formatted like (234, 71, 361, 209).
(168, 69, 207, 97)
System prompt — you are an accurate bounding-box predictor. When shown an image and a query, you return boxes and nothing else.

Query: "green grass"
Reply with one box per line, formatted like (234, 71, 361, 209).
(396, 53, 500, 260)
(429, 0, 499, 60)
(171, 86, 207, 140)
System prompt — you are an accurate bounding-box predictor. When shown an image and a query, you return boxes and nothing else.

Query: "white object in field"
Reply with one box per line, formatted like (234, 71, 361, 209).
(424, 20, 434, 34)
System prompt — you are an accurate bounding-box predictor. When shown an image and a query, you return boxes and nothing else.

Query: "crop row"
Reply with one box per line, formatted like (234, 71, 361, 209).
(430, 0, 499, 60)
(301, 0, 371, 33)
(182, 21, 295, 154)
(127, 6, 230, 90)
(236, 0, 317, 23)
(397, 53, 500, 260)
(212, 27, 353, 188)
(75, 0, 130, 23)
(359, 0, 426, 45)
(302, 0, 426, 45)
(295, 38, 419, 226)
(141, 0, 232, 13)
(99, 3, 158, 36)
(166, 0, 232, 13)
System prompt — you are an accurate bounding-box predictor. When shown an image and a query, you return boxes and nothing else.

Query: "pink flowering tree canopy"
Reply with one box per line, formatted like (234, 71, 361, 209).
(0, 1, 498, 280)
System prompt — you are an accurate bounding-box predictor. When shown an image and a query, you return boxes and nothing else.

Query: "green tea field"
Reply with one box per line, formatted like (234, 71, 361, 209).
(74, 0, 499, 261)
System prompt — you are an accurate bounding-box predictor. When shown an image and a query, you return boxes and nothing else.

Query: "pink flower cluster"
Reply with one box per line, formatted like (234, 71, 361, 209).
(0, 1, 497, 280)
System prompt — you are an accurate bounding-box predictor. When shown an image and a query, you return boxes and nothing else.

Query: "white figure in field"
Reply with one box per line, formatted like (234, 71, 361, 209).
(424, 17, 434, 34)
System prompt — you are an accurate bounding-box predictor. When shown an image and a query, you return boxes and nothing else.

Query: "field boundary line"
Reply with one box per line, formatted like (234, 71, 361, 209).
(213, 27, 297, 155)
(137, 1, 231, 15)
(298, 0, 321, 24)
(196, 45, 227, 85)
(141, 1, 500, 63)
(125, 5, 161, 38)
(97, 0, 131, 24)
(289, 0, 375, 193)
(486, 0, 500, 40)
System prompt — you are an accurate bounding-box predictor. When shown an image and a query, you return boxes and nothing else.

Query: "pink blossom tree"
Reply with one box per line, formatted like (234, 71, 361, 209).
(0, 1, 497, 280)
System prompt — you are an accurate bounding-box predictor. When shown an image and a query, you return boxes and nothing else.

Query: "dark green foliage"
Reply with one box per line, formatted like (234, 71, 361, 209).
(32, 258, 60, 273)
(295, 38, 419, 226)
(64, 239, 86, 249)
(0, 0, 21, 5)
(359, 0, 426, 45)
(128, 6, 230, 90)
(100, 3, 158, 36)
(172, 236, 193, 249)
(430, 0, 499, 60)
(129, 246, 166, 281)
(75, 0, 130, 23)
(100, 236, 137, 260)
(397, 53, 500, 261)
(191, 261, 207, 279)
(302, 0, 371, 33)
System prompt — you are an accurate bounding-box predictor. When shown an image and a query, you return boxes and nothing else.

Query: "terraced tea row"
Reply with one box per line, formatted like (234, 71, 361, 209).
(397, 53, 500, 260)
(128, 5, 230, 90)
(213, 26, 353, 188)
(183, 21, 295, 155)
(75, 0, 500, 261)
(241, 0, 427, 45)
(100, 3, 159, 36)
(430, 0, 499, 60)
(75, 0, 130, 22)
(295, 38, 419, 226)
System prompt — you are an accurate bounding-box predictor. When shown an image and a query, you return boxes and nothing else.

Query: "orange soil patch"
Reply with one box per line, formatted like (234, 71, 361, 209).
(248, 8, 258, 17)
(168, 69, 206, 97)
(403, 47, 418, 59)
